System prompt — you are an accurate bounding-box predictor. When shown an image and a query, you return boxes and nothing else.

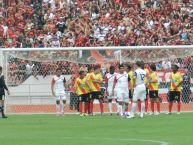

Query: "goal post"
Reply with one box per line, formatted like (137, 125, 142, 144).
(0, 45, 193, 114)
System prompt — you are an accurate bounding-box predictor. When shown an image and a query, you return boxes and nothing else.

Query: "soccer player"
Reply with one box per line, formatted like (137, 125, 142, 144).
(148, 64, 160, 115)
(51, 68, 67, 116)
(86, 66, 94, 115)
(167, 64, 182, 114)
(137, 63, 150, 114)
(127, 64, 134, 103)
(88, 65, 104, 115)
(0, 66, 10, 118)
(105, 65, 117, 115)
(127, 61, 146, 118)
(74, 70, 89, 116)
(112, 64, 130, 117)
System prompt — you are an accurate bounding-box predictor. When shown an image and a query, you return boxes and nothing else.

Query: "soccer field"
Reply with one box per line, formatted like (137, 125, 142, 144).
(0, 113, 193, 145)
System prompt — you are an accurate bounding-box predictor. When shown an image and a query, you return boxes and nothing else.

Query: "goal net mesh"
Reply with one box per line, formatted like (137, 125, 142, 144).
(1, 46, 193, 114)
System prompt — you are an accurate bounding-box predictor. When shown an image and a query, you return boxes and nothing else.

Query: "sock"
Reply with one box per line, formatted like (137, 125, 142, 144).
(1, 105, 5, 117)
(119, 104, 123, 115)
(116, 102, 119, 113)
(56, 104, 60, 114)
(130, 102, 137, 117)
(89, 101, 93, 114)
(156, 102, 160, 113)
(141, 102, 145, 115)
(177, 102, 181, 112)
(91, 101, 93, 114)
(79, 102, 83, 114)
(88, 101, 90, 113)
(138, 101, 141, 113)
(169, 102, 173, 113)
(145, 99, 148, 112)
(150, 101, 154, 113)
(125, 103, 128, 113)
(84, 103, 88, 114)
(122, 104, 126, 115)
(108, 102, 112, 113)
(100, 102, 104, 113)
(61, 103, 65, 113)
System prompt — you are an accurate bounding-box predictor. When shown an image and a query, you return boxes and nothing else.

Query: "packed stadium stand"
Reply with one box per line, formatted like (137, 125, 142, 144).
(0, 0, 192, 48)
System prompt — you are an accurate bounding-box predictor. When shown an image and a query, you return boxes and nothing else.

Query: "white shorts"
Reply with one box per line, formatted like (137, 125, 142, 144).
(107, 87, 116, 99)
(55, 94, 67, 101)
(117, 90, 129, 103)
(133, 85, 146, 102)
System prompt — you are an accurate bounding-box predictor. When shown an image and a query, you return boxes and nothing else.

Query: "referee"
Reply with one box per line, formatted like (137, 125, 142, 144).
(0, 66, 10, 118)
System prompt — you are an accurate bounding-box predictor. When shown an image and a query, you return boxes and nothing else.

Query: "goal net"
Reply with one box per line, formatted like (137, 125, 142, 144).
(0, 46, 193, 114)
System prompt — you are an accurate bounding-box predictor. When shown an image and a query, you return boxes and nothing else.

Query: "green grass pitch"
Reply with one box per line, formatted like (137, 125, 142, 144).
(0, 113, 193, 145)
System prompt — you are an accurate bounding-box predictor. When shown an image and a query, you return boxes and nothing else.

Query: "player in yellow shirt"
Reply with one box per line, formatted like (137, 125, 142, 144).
(88, 65, 104, 115)
(148, 64, 160, 115)
(168, 64, 182, 114)
(74, 70, 90, 116)
(128, 64, 134, 101)
(85, 66, 94, 115)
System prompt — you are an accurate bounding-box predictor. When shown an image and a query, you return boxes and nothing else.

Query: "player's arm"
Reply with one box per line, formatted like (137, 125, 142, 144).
(147, 73, 158, 83)
(174, 75, 183, 91)
(63, 77, 67, 88)
(104, 76, 109, 96)
(133, 71, 137, 88)
(51, 78, 55, 96)
(128, 75, 132, 89)
(1, 75, 10, 95)
(92, 75, 103, 84)
(112, 76, 117, 96)
(86, 74, 92, 90)
(73, 80, 77, 90)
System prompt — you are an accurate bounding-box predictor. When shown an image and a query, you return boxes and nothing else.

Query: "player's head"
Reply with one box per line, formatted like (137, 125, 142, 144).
(109, 65, 115, 74)
(136, 61, 144, 69)
(127, 63, 132, 71)
(150, 64, 156, 72)
(79, 70, 85, 78)
(0, 66, 2, 75)
(119, 64, 124, 73)
(56, 68, 62, 76)
(87, 66, 93, 73)
(94, 65, 100, 73)
(171, 64, 179, 73)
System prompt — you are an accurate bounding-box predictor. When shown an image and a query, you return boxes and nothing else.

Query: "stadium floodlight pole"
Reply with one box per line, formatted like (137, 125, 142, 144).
(1, 45, 193, 51)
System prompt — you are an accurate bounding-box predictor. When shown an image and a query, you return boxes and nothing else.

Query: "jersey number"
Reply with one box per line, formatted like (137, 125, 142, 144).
(140, 74, 145, 81)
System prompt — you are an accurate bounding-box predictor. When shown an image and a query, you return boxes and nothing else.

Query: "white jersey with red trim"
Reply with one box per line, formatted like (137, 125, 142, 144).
(115, 73, 130, 92)
(53, 75, 66, 96)
(105, 72, 117, 89)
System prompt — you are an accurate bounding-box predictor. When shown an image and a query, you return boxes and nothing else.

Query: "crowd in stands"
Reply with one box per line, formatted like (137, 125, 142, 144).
(0, 0, 192, 48)
(1, 0, 193, 86)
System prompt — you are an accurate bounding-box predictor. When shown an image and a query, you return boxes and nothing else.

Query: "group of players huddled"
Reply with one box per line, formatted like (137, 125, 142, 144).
(51, 61, 182, 118)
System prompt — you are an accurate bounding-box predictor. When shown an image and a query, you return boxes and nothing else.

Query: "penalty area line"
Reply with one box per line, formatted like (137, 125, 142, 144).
(102, 138, 169, 145)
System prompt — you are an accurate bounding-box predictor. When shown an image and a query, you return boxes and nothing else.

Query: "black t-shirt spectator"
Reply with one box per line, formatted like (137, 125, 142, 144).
(56, 22, 66, 33)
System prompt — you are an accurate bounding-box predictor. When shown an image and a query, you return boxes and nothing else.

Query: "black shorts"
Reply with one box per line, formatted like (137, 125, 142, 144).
(91, 91, 103, 100)
(129, 90, 133, 99)
(79, 94, 89, 102)
(149, 90, 159, 99)
(169, 91, 181, 102)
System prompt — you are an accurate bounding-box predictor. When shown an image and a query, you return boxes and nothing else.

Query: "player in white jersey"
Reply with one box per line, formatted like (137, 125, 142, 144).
(105, 66, 117, 115)
(112, 64, 130, 117)
(51, 68, 67, 116)
(127, 61, 146, 119)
